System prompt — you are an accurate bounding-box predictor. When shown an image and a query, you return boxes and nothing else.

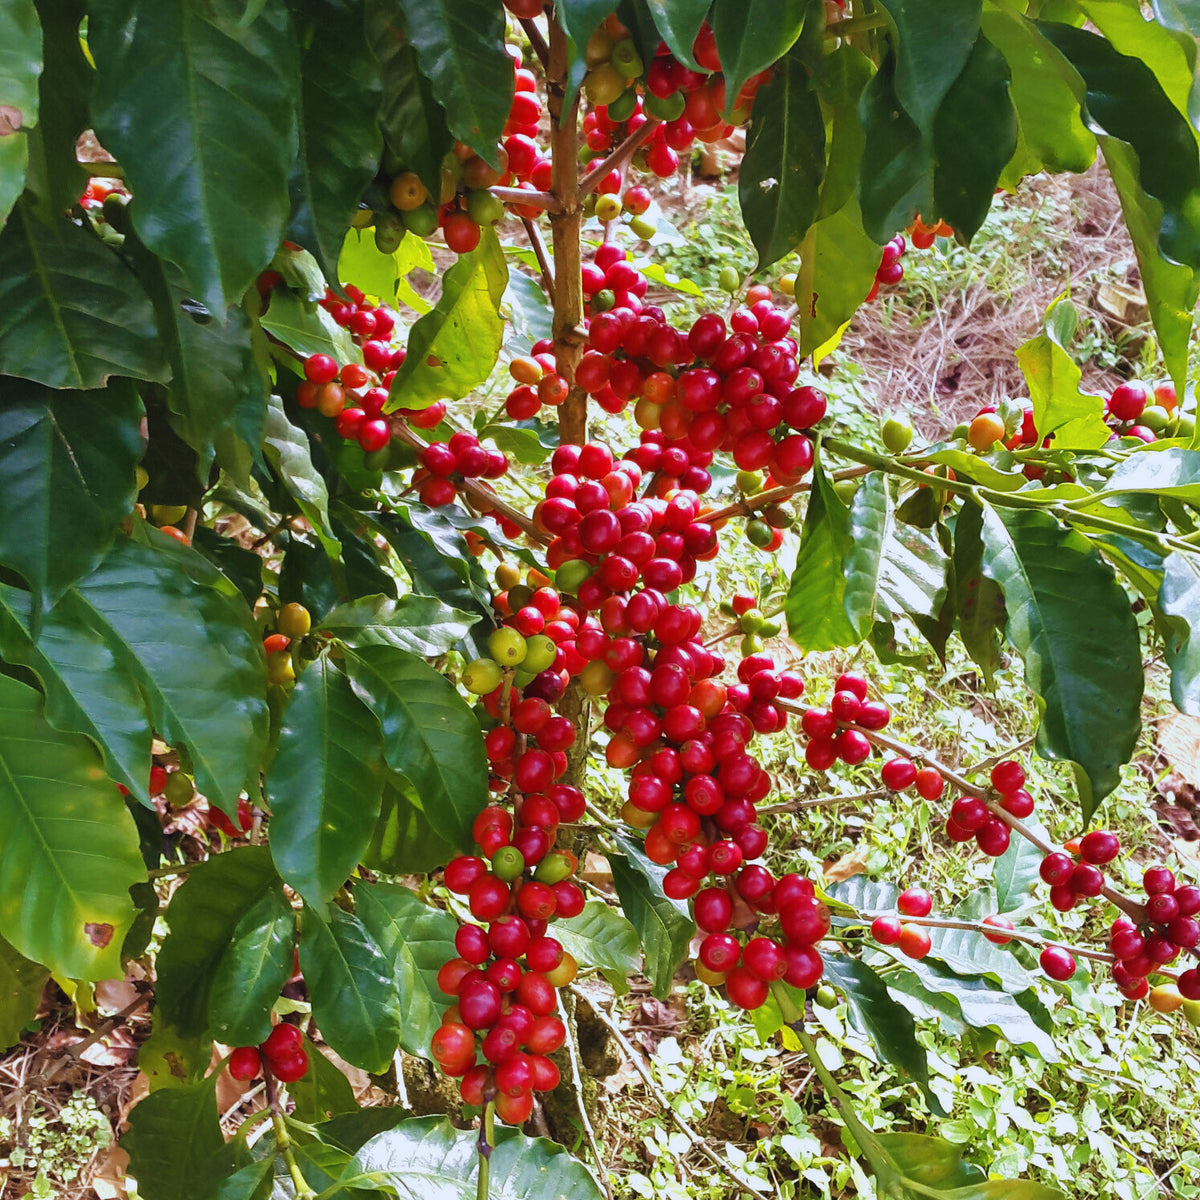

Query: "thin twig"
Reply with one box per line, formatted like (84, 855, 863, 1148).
(518, 15, 550, 68)
(521, 215, 555, 295)
(759, 788, 889, 816)
(492, 185, 561, 213)
(557, 992, 613, 1200)
(580, 120, 661, 195)
(702, 464, 872, 526)
(41, 994, 150, 1085)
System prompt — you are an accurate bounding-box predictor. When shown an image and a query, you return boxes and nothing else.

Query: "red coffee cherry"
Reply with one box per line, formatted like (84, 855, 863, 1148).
(897, 887, 933, 918)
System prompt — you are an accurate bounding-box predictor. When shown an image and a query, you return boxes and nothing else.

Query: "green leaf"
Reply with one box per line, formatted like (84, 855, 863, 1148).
(978, 505, 1143, 817)
(267, 655, 387, 908)
(608, 833, 694, 1000)
(795, 198, 882, 354)
(0, 583, 150, 797)
(992, 815, 1050, 913)
(876, 522, 950, 624)
(644, 0, 710, 68)
(319, 593, 480, 657)
(0, 933, 49, 1050)
(1152, 0, 1200, 37)
(343, 643, 489, 850)
(876, 0, 982, 136)
(0, 0, 40, 230)
(0, 204, 168, 388)
(739, 45, 825, 269)
(353, 1115, 605, 1198)
(710, 0, 809, 110)
(385, 226, 508, 411)
(67, 535, 269, 818)
(288, 0, 383, 284)
(338, 229, 433, 312)
(952, 501, 1005, 686)
(0, 377, 142, 606)
(820, 950, 937, 1107)
(1015, 297, 1110, 450)
(355, 881, 458, 1059)
(289, 1033, 360, 1124)
(554, 901, 641, 994)
(300, 903, 402, 1073)
(259, 287, 357, 363)
(1159, 551, 1200, 715)
(367, 16, 454, 201)
(88, 0, 299, 314)
(875, 1132, 986, 1189)
(558, 0, 621, 62)
(364, 773, 462, 874)
(0, 673, 143, 979)
(1038, 21, 1200, 271)
(263, 394, 341, 557)
(395, 0, 512, 166)
(932, 34, 1016, 238)
(787, 451, 884, 649)
(156, 846, 281, 1042)
(206, 886, 296, 1046)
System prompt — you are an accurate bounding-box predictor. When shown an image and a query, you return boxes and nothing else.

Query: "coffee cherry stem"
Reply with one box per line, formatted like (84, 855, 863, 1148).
(702, 465, 872, 527)
(702, 603, 786, 649)
(520, 215, 556, 296)
(490, 185, 561, 213)
(579, 117, 661, 195)
(263, 1063, 317, 1200)
(476, 1099, 496, 1200)
(758, 787, 890, 816)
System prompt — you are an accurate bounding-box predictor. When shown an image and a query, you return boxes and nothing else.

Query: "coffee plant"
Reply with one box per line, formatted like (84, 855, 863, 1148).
(3, 0, 1200, 1196)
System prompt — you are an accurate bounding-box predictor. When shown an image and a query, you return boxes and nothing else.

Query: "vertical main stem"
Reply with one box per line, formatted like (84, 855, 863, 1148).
(546, 17, 587, 446)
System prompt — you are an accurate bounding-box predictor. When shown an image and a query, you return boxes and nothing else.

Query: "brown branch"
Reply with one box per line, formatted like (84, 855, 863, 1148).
(491, 185, 561, 213)
(518, 15, 550, 68)
(703, 464, 873, 526)
(759, 788, 889, 816)
(521, 215, 555, 296)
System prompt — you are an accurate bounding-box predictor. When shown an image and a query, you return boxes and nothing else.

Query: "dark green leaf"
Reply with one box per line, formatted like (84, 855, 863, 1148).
(1102, 446, 1200, 501)
(343, 643, 489, 849)
(710, 0, 810, 109)
(67, 535, 269, 818)
(814, 44, 872, 220)
(207, 887, 296, 1046)
(0, 583, 150, 797)
(395, 0, 511, 166)
(355, 881, 458, 1058)
(609, 833, 693, 1000)
(739, 46, 825, 269)
(0, 0, 40, 229)
(89, 0, 299, 313)
(644, 0, 709, 68)
(385, 227, 509, 411)
(289, 1034, 360, 1124)
(364, 773, 462, 874)
(190, 527, 265, 607)
(876, 521, 950, 627)
(267, 655, 386, 907)
(979, 505, 1143, 816)
(123, 1073, 243, 1200)
(301, 903, 402, 1073)
(155, 846, 281, 1041)
(1159, 551, 1200, 715)
(932, 34, 1016, 238)
(0, 672, 143, 979)
(554, 901, 641, 994)
(0, 933, 49, 1050)
(259, 287, 358, 362)
(0, 377, 142, 606)
(353, 1115, 605, 1197)
(992, 815, 1050, 913)
(952, 501, 1005, 686)
(263, 394, 341, 556)
(0, 204, 167, 388)
(845, 470, 891, 634)
(288, 0, 383, 284)
(319, 593, 480, 657)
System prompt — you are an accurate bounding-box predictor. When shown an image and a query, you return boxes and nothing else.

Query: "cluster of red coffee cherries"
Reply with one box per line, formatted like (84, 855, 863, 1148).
(415, 432, 510, 508)
(1109, 865, 1200, 1001)
(228, 1023, 309, 1084)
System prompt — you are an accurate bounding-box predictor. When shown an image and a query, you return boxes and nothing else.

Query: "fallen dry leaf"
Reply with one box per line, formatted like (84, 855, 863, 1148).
(823, 843, 870, 883)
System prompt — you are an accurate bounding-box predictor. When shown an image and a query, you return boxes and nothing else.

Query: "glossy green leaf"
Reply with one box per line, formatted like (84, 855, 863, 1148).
(0, 673, 143, 979)
(992, 816, 1051, 913)
(385, 226, 508, 411)
(814, 44, 872, 220)
(979, 505, 1143, 817)
(942, 1183, 1068, 1200)
(364, 773, 462, 874)
(555, 901, 641, 994)
(845, 470, 892, 634)
(206, 886, 297, 1046)
(0, 933, 49, 1050)
(932, 34, 1016, 238)
(23, 0, 89, 223)
(981, 6, 1095, 187)
(952, 501, 1005, 686)
(1038, 21, 1200, 271)
(710, 0, 809, 109)
(395, 0, 511, 167)
(131, 243, 268, 478)
(155, 846, 281, 1042)
(89, 0, 298, 314)
(0, 204, 167, 388)
(644, 0, 710, 68)
(288, 0, 383, 284)
(263, 394, 341, 557)
(0, 0, 40, 230)
(267, 655, 386, 908)
(0, 377, 142, 606)
(367, 17, 454, 201)
(1159, 551, 1200, 715)
(123, 1073, 243, 1200)
(925, 919, 1034, 993)
(1152, 0, 1200, 36)
(355, 881, 458, 1059)
(876, 522, 950, 625)
(609, 833, 694, 1000)
(300, 903, 402, 1073)
(319, 593, 479, 657)
(289, 1033, 360, 1124)
(1015, 298, 1110, 449)
(258, 287, 358, 362)
(876, 0, 982, 136)
(875, 1132, 985, 1189)
(739, 45, 825, 269)
(67, 534, 268, 817)
(353, 1115, 605, 1198)
(0, 583, 150, 797)
(820, 951, 936, 1105)
(343, 643, 489, 850)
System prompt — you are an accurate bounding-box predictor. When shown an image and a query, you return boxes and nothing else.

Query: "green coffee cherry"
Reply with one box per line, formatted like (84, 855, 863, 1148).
(523, 634, 557, 674)
(815, 985, 838, 1008)
(491, 845, 526, 881)
(719, 265, 741, 294)
(881, 414, 914, 453)
(488, 626, 527, 667)
(163, 771, 195, 808)
(630, 215, 657, 241)
(534, 852, 576, 885)
(739, 608, 765, 634)
(466, 189, 505, 226)
(555, 559, 593, 595)
(736, 469, 763, 494)
(400, 203, 439, 238)
(740, 633, 764, 657)
(745, 518, 773, 548)
(607, 84, 639, 120)
(374, 210, 404, 252)
(643, 90, 686, 121)
(832, 478, 860, 505)
(463, 658, 504, 694)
